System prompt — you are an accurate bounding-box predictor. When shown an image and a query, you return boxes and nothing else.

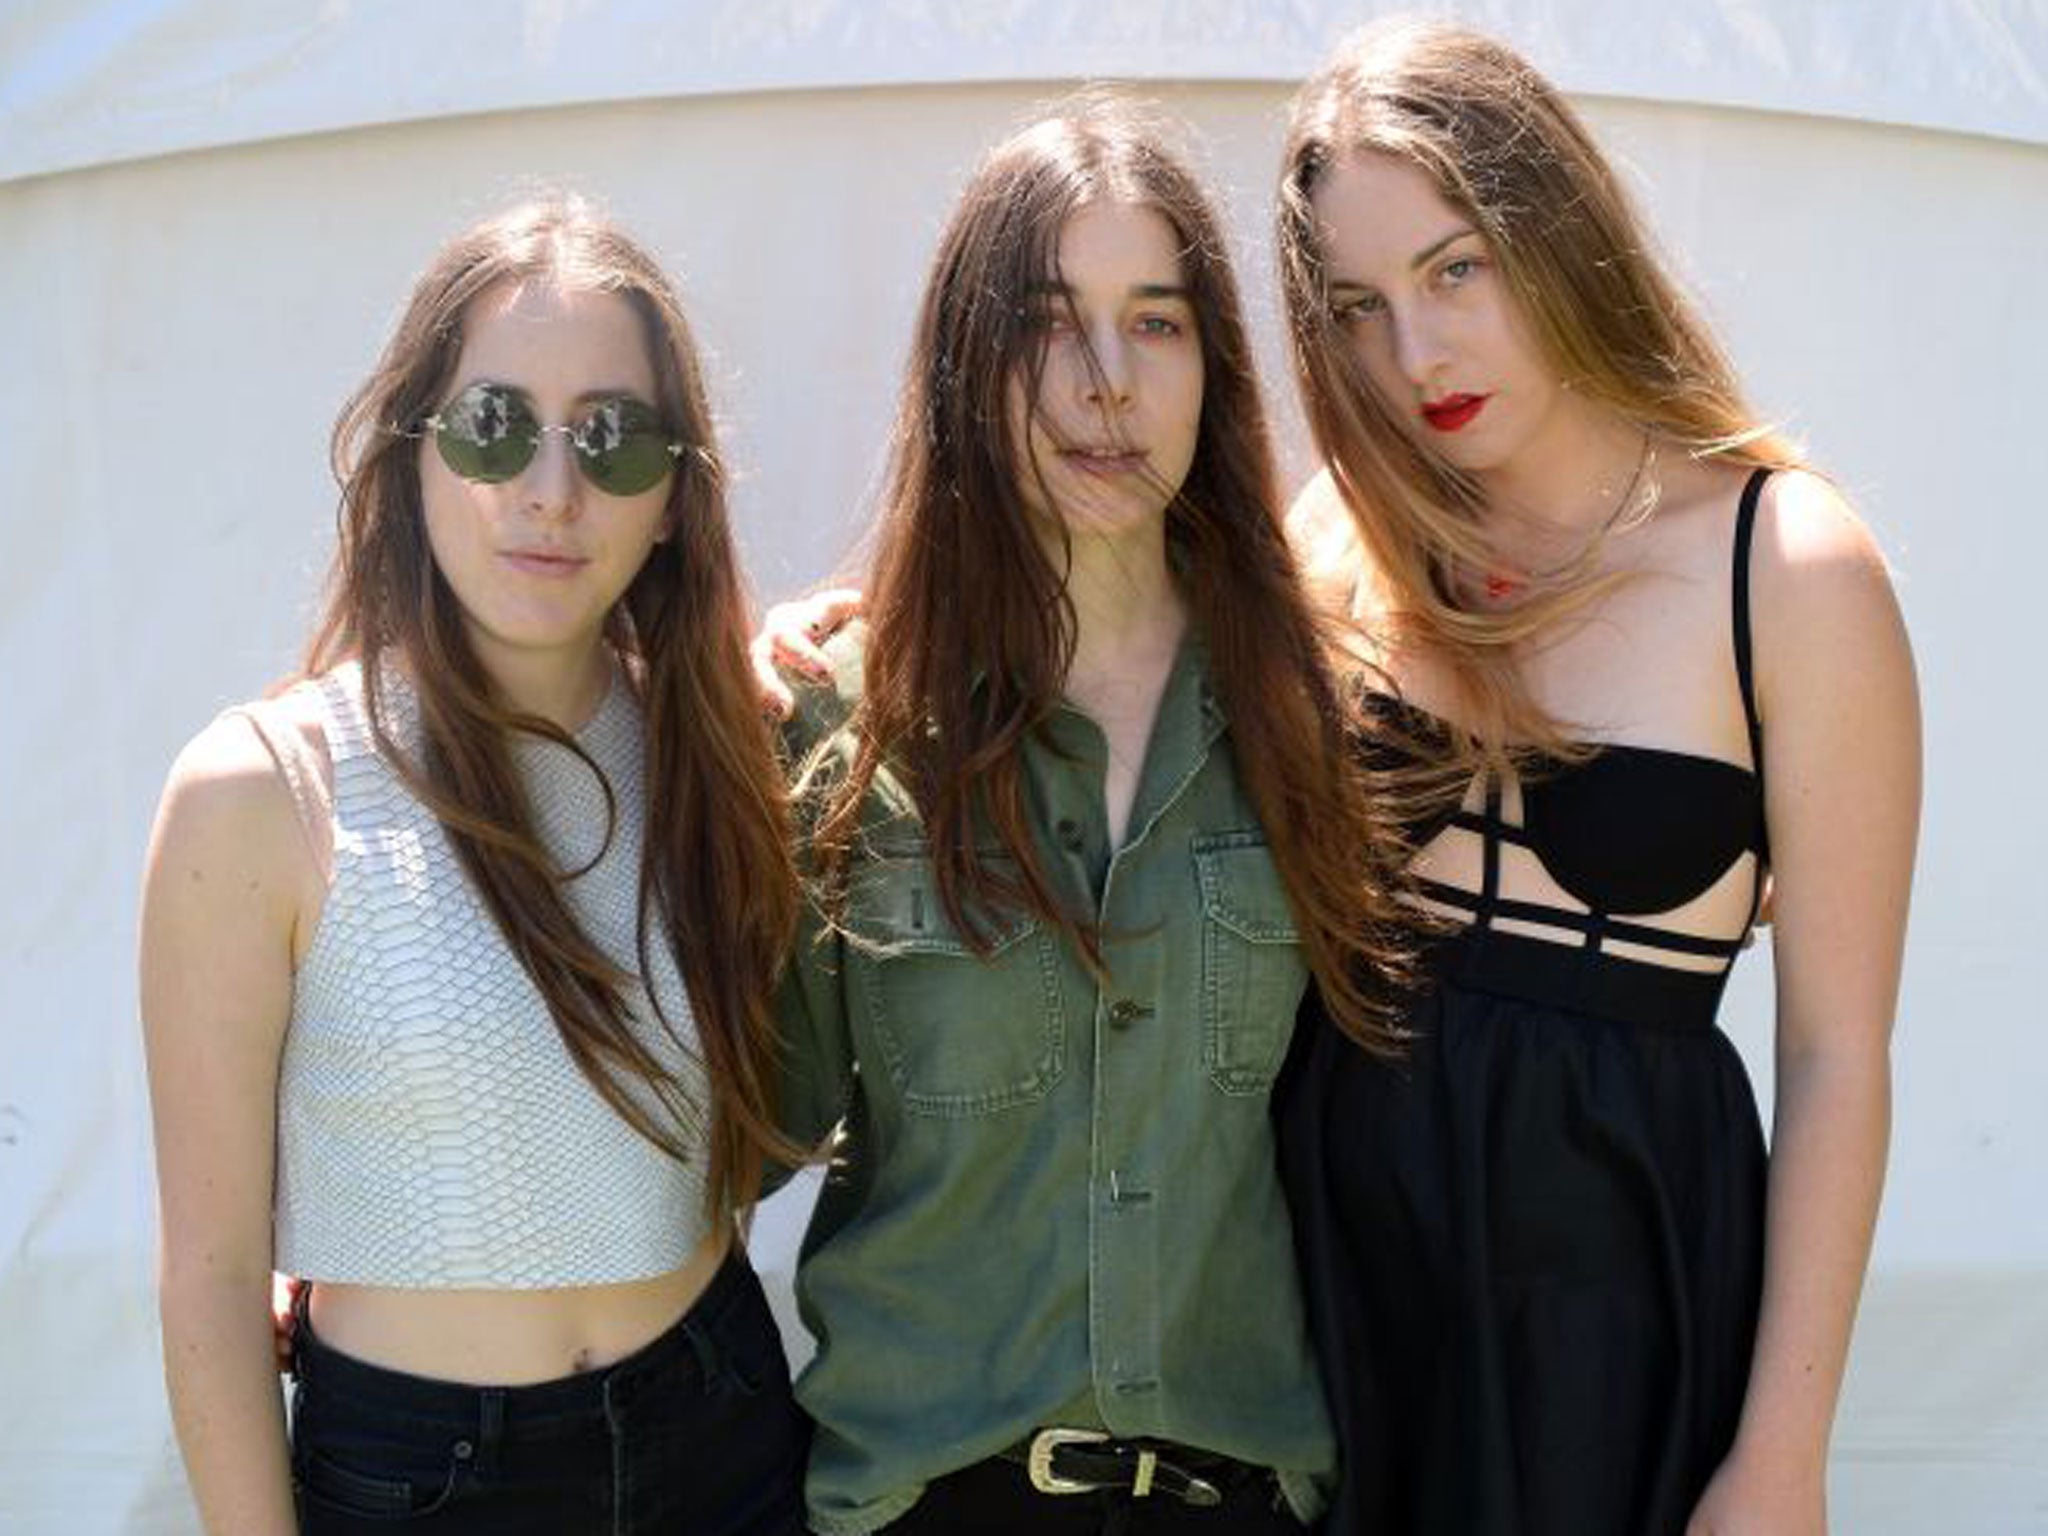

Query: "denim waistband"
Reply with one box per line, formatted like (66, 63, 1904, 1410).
(291, 1247, 758, 1426)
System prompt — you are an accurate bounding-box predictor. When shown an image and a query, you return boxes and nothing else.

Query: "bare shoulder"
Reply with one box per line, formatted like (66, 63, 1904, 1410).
(1743, 469, 1915, 723)
(162, 709, 295, 821)
(1285, 465, 1354, 549)
(1285, 466, 1370, 585)
(1755, 469, 1892, 579)
(262, 680, 335, 770)
(1287, 464, 1396, 636)
(1749, 469, 1904, 636)
(149, 706, 319, 902)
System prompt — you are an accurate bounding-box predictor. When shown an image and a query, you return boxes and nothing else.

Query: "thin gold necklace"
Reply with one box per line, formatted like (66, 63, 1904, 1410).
(1480, 427, 1655, 602)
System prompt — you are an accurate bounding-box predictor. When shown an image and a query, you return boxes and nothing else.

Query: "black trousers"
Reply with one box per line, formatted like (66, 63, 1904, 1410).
(289, 1252, 809, 1535)
(879, 1451, 1310, 1535)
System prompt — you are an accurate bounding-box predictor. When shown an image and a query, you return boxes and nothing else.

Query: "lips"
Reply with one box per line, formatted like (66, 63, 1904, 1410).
(500, 549, 588, 578)
(1420, 393, 1489, 433)
(1059, 447, 1148, 476)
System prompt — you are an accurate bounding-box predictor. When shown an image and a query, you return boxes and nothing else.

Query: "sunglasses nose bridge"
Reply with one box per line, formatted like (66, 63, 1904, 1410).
(517, 423, 585, 513)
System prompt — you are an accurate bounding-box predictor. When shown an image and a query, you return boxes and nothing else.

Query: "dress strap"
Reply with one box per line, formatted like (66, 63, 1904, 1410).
(1476, 776, 1504, 930)
(1731, 470, 1773, 946)
(1731, 469, 1770, 789)
(1732, 470, 1772, 868)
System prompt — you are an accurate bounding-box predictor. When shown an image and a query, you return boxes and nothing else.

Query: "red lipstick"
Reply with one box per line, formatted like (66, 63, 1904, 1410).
(1421, 393, 1488, 433)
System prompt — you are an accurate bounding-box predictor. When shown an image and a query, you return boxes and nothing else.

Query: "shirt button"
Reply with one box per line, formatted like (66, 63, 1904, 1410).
(1109, 998, 1146, 1029)
(1056, 818, 1084, 852)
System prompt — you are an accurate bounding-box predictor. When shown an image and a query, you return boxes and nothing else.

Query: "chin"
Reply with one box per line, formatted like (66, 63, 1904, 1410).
(1063, 510, 1165, 542)
(1057, 486, 1171, 532)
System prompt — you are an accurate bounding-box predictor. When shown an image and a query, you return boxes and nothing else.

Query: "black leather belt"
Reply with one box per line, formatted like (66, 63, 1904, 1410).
(1004, 1428, 1243, 1507)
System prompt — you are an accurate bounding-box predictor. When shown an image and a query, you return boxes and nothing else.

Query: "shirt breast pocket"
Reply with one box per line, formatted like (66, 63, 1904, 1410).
(1193, 833, 1308, 1095)
(845, 853, 1069, 1118)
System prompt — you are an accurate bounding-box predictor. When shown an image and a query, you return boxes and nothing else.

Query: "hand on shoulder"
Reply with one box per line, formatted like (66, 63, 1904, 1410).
(751, 588, 866, 720)
(776, 619, 873, 771)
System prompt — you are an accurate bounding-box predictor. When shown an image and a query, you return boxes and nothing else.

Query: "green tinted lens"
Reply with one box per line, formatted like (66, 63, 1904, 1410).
(576, 397, 678, 496)
(434, 384, 537, 483)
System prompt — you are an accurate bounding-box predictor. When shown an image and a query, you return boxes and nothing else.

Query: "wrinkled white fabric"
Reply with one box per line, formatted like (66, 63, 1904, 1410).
(2, 20, 2044, 1531)
(3, 0, 2046, 185)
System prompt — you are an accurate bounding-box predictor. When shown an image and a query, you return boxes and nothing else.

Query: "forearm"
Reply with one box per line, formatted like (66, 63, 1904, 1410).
(161, 1271, 297, 1536)
(1732, 1038, 1892, 1475)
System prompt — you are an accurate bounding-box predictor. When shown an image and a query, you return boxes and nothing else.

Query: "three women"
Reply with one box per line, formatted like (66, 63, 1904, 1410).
(143, 19, 1915, 1536)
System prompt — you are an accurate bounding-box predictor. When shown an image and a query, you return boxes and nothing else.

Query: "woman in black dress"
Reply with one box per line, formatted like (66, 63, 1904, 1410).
(1270, 19, 1918, 1536)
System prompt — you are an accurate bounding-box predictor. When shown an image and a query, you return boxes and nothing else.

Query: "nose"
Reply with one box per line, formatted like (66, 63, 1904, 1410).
(1389, 303, 1450, 394)
(1079, 328, 1135, 415)
(519, 426, 582, 519)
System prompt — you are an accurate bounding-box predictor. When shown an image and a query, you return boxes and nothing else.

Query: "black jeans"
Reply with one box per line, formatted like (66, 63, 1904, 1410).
(880, 1452, 1310, 1535)
(289, 1252, 809, 1534)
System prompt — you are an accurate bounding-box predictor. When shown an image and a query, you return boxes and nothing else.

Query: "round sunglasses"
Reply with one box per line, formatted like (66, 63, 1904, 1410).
(407, 382, 686, 497)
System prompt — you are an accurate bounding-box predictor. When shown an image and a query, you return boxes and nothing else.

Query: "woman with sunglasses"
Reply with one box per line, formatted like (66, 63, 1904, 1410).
(1269, 20, 1917, 1535)
(139, 198, 808, 1534)
(769, 99, 1413, 1536)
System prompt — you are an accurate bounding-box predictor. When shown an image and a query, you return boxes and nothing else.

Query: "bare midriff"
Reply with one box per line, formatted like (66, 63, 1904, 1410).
(304, 1225, 732, 1384)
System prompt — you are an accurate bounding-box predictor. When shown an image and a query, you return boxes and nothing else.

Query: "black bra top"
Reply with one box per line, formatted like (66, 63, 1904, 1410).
(1368, 468, 1773, 966)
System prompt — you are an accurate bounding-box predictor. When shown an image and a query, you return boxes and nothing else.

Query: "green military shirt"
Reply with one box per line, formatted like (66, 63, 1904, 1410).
(778, 627, 1332, 1535)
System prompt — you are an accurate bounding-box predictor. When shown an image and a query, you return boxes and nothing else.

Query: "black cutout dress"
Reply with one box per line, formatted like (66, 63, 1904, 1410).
(1276, 471, 1777, 1536)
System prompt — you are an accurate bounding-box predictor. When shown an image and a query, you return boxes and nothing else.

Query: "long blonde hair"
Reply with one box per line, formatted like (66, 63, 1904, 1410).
(1278, 17, 1801, 762)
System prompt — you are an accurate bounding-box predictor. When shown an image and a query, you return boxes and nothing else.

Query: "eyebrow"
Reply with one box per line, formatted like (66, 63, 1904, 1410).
(1026, 281, 1192, 302)
(1409, 227, 1480, 270)
(457, 379, 655, 407)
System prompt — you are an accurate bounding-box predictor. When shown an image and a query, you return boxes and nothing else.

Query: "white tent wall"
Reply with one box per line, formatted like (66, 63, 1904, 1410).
(2, 5, 2044, 1532)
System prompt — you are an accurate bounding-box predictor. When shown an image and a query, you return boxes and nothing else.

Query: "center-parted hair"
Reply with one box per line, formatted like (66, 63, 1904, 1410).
(307, 197, 798, 1213)
(812, 97, 1414, 1054)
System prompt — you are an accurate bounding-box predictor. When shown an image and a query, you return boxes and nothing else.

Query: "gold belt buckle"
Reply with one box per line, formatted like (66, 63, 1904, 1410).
(1026, 1427, 1111, 1494)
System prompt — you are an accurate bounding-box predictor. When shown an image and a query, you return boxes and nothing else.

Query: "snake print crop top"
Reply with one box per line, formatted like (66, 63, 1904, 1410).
(239, 662, 712, 1287)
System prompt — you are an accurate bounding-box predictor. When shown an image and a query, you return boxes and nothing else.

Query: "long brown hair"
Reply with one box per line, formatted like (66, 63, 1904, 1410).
(1278, 17, 1802, 762)
(812, 97, 1414, 1053)
(306, 196, 798, 1213)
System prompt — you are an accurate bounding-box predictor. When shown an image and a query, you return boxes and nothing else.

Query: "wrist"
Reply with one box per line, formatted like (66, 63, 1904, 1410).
(1723, 1425, 1829, 1491)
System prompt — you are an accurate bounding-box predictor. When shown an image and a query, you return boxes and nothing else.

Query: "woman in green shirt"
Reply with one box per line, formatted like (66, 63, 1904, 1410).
(772, 98, 1412, 1535)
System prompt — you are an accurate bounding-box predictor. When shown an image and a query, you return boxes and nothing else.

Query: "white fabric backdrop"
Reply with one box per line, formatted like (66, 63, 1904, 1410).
(6, 0, 2047, 183)
(2, 4, 2043, 1532)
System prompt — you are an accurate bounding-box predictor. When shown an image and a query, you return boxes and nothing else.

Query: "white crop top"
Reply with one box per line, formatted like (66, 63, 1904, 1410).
(243, 661, 711, 1287)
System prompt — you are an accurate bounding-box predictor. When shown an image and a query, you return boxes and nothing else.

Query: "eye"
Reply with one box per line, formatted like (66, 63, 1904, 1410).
(1134, 313, 1184, 338)
(582, 400, 625, 454)
(574, 397, 665, 454)
(1332, 291, 1385, 322)
(1022, 303, 1076, 334)
(1439, 254, 1485, 287)
(443, 383, 533, 446)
